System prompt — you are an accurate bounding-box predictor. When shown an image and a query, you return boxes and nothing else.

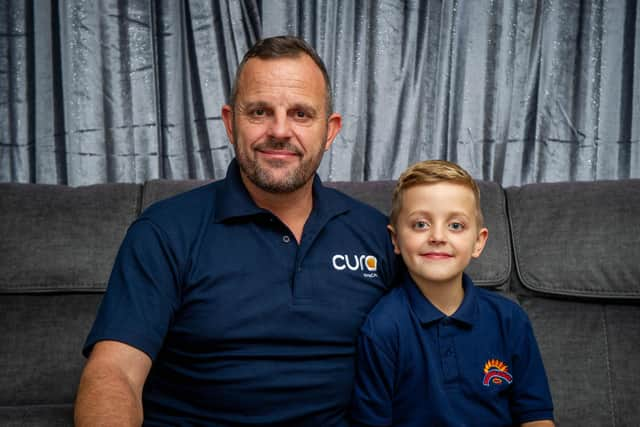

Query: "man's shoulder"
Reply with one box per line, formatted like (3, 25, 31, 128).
(321, 185, 389, 226)
(141, 181, 220, 224)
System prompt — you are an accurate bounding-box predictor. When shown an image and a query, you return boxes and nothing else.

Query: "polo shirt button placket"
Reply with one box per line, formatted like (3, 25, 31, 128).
(439, 319, 459, 384)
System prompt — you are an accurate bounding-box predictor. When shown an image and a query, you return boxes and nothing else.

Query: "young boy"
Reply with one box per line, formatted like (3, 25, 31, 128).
(350, 160, 555, 427)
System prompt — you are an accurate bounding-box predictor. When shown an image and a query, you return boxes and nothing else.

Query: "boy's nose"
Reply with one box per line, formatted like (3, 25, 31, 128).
(428, 225, 446, 244)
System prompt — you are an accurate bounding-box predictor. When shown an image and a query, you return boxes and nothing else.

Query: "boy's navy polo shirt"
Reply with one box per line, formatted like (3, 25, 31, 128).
(351, 273, 554, 427)
(83, 159, 398, 426)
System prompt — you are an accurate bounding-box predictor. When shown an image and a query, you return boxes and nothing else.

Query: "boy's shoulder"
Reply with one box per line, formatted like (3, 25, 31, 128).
(360, 286, 411, 339)
(471, 284, 533, 331)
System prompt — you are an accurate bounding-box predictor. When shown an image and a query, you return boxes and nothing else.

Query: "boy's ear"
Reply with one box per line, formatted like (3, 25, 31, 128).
(387, 224, 401, 255)
(472, 227, 489, 258)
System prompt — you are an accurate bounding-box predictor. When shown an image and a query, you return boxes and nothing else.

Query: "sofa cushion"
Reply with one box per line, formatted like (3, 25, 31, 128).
(468, 181, 511, 287)
(507, 179, 640, 299)
(0, 183, 141, 293)
(521, 297, 640, 426)
(0, 294, 102, 412)
(0, 404, 73, 427)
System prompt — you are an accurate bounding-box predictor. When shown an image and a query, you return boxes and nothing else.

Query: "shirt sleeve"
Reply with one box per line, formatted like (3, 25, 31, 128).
(510, 309, 555, 423)
(350, 323, 396, 427)
(82, 217, 182, 360)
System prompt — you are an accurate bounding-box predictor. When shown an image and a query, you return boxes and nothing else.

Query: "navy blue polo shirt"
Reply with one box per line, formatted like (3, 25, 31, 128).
(351, 273, 554, 426)
(84, 159, 398, 426)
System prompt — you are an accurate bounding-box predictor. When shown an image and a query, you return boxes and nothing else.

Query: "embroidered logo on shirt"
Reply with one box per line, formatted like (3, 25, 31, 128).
(331, 254, 378, 278)
(482, 359, 513, 386)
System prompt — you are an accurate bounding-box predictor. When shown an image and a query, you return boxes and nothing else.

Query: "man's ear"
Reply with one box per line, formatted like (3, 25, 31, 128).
(472, 227, 489, 258)
(323, 113, 342, 151)
(221, 105, 235, 145)
(387, 224, 401, 255)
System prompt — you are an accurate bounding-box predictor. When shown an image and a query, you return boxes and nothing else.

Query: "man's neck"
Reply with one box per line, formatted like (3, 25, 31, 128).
(242, 176, 314, 244)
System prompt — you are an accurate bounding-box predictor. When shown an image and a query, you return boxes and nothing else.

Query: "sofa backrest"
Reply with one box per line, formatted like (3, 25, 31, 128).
(506, 179, 640, 427)
(0, 182, 141, 423)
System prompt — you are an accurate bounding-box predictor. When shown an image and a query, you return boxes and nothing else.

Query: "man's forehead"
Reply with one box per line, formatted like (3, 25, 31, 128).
(235, 56, 327, 104)
(240, 56, 322, 83)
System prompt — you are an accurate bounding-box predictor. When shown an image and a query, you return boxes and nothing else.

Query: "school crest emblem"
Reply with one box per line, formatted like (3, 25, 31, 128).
(482, 359, 513, 386)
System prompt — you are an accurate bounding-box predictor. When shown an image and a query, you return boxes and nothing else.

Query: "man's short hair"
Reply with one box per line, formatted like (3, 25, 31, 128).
(229, 35, 333, 115)
(389, 160, 484, 228)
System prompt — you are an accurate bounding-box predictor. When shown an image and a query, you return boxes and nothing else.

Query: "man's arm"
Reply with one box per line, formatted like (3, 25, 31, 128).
(522, 421, 555, 427)
(74, 340, 152, 427)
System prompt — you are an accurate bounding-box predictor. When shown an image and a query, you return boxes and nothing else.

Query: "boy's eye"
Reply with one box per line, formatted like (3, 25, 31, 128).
(413, 220, 429, 230)
(449, 222, 465, 231)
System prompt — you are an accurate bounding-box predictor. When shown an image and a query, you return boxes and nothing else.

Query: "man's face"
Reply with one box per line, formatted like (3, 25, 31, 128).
(222, 55, 341, 194)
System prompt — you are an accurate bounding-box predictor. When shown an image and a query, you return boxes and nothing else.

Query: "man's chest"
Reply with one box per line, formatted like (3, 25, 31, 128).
(170, 221, 390, 348)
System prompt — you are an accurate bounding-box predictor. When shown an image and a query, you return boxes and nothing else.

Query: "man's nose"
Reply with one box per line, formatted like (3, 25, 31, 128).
(268, 110, 292, 139)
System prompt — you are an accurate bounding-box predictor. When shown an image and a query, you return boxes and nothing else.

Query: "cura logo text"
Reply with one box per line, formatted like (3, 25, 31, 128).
(332, 254, 378, 272)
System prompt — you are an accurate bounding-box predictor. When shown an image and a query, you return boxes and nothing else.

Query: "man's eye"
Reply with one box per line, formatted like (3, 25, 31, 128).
(295, 110, 307, 118)
(253, 109, 265, 116)
(449, 222, 464, 231)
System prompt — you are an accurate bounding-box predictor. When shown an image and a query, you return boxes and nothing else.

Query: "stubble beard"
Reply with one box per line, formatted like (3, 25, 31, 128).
(233, 134, 327, 194)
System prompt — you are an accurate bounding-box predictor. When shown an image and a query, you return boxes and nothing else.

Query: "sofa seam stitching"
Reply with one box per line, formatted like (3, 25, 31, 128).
(602, 306, 616, 427)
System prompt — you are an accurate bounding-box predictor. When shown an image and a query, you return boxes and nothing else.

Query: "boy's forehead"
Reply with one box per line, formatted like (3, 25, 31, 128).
(401, 182, 478, 212)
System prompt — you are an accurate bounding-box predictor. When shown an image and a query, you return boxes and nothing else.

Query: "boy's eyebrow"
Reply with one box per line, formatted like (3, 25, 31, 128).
(447, 210, 472, 218)
(407, 209, 472, 219)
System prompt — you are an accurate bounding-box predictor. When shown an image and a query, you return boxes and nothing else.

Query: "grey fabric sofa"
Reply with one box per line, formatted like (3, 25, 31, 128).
(1, 178, 639, 426)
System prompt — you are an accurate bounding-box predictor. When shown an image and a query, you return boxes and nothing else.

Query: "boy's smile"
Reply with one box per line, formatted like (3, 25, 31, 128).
(389, 182, 488, 294)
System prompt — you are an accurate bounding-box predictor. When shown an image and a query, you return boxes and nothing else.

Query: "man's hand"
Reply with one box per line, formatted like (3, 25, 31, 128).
(74, 340, 152, 427)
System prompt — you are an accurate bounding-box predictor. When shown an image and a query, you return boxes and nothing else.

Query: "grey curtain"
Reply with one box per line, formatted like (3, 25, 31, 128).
(1, 0, 638, 186)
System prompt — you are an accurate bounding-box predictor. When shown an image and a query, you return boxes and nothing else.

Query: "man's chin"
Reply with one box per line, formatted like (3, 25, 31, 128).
(237, 154, 320, 194)
(259, 156, 299, 168)
(250, 170, 309, 194)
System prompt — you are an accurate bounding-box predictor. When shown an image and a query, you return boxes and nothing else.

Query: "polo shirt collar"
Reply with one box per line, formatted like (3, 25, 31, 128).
(214, 159, 351, 223)
(403, 272, 479, 327)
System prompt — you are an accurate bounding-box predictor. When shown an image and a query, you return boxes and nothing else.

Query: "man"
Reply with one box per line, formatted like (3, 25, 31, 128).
(75, 36, 398, 426)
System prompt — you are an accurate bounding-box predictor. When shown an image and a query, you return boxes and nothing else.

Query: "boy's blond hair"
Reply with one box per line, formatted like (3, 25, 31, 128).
(389, 160, 484, 227)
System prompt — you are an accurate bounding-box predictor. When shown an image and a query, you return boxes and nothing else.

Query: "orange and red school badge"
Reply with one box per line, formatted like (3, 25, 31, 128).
(482, 359, 513, 386)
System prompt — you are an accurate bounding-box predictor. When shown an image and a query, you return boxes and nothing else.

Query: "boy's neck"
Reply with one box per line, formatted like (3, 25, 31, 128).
(411, 274, 465, 317)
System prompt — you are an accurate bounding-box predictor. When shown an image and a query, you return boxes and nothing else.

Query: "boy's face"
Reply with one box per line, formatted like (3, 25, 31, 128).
(388, 182, 488, 290)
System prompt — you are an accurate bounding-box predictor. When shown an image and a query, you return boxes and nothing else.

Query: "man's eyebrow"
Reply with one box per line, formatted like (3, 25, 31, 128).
(238, 101, 269, 111)
(290, 102, 319, 115)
